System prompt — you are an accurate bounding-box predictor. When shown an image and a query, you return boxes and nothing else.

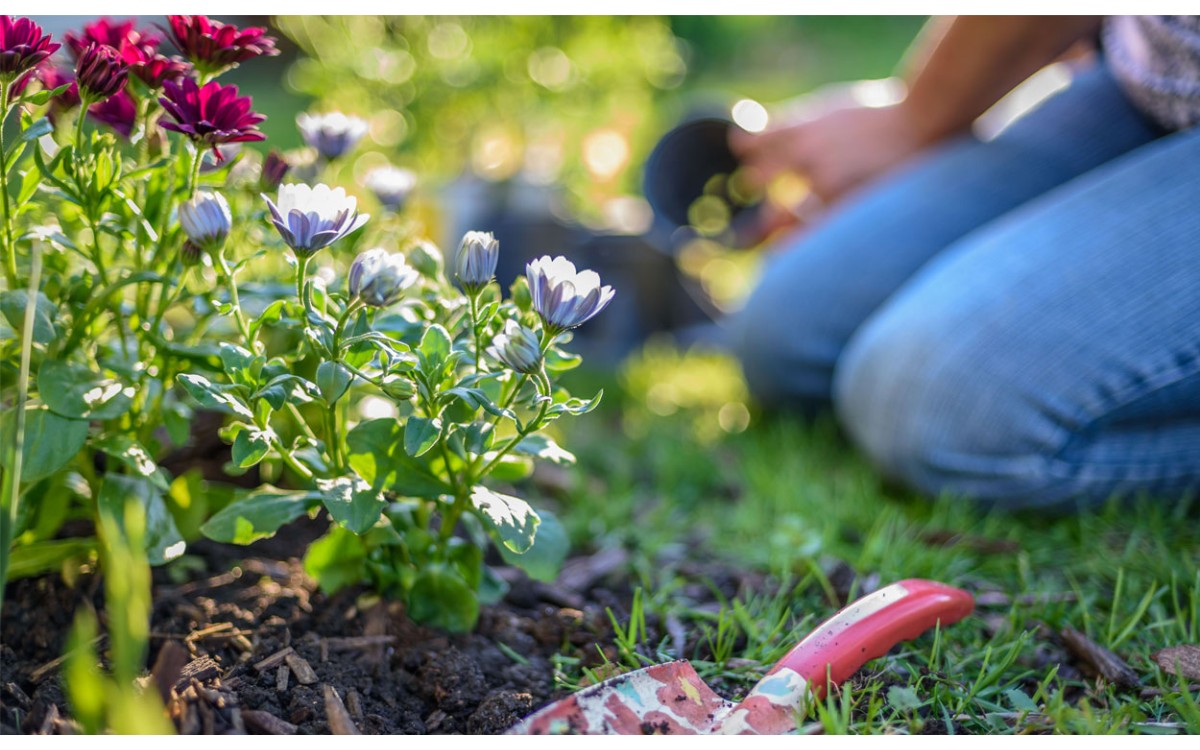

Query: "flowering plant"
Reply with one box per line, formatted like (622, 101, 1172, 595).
(0, 15, 610, 633)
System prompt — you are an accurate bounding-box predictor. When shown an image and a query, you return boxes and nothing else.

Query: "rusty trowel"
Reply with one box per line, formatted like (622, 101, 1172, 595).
(510, 579, 973, 735)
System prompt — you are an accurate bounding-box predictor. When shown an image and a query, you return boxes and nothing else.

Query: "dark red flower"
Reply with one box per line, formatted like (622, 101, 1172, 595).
(164, 15, 278, 75)
(0, 15, 60, 82)
(159, 77, 266, 158)
(89, 89, 136, 138)
(75, 43, 128, 101)
(121, 43, 191, 89)
(64, 18, 158, 59)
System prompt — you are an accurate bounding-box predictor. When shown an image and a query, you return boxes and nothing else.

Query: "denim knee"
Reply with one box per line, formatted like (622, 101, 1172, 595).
(832, 309, 1070, 511)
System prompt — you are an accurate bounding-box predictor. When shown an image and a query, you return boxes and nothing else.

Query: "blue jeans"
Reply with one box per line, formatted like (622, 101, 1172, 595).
(732, 63, 1200, 511)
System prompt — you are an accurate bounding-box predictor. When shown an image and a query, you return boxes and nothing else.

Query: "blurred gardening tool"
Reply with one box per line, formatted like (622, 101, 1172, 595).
(509, 578, 973, 735)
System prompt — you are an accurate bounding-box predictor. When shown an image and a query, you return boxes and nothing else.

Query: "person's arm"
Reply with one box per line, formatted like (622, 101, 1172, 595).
(899, 16, 1102, 145)
(731, 16, 1103, 217)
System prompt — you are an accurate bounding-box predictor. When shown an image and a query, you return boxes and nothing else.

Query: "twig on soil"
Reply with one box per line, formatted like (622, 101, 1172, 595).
(285, 653, 318, 685)
(323, 635, 398, 652)
(253, 646, 294, 672)
(1060, 626, 1140, 689)
(276, 665, 290, 692)
(323, 685, 360, 735)
(175, 656, 221, 692)
(29, 635, 103, 683)
(242, 709, 298, 735)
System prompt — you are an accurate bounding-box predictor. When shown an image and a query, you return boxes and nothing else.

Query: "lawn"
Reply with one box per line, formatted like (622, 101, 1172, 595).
(545, 344, 1200, 734)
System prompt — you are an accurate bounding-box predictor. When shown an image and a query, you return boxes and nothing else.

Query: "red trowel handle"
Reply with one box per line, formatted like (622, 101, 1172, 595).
(768, 579, 974, 699)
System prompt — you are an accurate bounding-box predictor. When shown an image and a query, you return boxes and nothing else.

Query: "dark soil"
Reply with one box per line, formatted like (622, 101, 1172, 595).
(0, 517, 652, 735)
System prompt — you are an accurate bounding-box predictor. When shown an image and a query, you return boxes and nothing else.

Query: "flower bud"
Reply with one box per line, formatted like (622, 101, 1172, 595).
(380, 374, 415, 401)
(487, 319, 542, 375)
(178, 191, 231, 252)
(454, 230, 499, 292)
(526, 255, 615, 334)
(407, 239, 443, 279)
(75, 43, 128, 101)
(348, 248, 419, 308)
(260, 150, 289, 192)
(180, 239, 205, 267)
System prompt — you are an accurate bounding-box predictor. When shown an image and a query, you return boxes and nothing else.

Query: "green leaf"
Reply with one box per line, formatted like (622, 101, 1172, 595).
(6, 538, 96, 580)
(470, 486, 539, 554)
(219, 343, 261, 385)
(96, 475, 186, 566)
(201, 485, 322, 545)
(1005, 688, 1038, 713)
(407, 563, 479, 632)
(547, 389, 604, 417)
(317, 360, 352, 404)
(0, 290, 57, 344)
(462, 421, 495, 455)
(38, 360, 135, 420)
(498, 509, 568, 583)
(177, 373, 254, 420)
(21, 83, 70, 107)
(0, 408, 88, 484)
(20, 117, 53, 143)
(443, 386, 515, 420)
(404, 416, 442, 457)
(303, 527, 366, 594)
(248, 299, 288, 340)
(544, 347, 583, 372)
(887, 685, 924, 712)
(346, 419, 451, 497)
(514, 434, 576, 465)
(487, 453, 533, 483)
(16, 167, 40, 206)
(231, 427, 272, 468)
(418, 324, 452, 368)
(93, 435, 168, 490)
(317, 476, 386, 535)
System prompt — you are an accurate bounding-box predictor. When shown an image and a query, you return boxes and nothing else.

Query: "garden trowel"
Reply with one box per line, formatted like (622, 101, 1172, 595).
(510, 578, 973, 735)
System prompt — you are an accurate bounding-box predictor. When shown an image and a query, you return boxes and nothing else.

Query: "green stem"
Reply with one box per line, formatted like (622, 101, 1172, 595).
(188, 145, 203, 199)
(468, 291, 484, 375)
(295, 255, 313, 317)
(475, 369, 552, 479)
(215, 249, 252, 348)
(147, 267, 190, 338)
(0, 242, 42, 612)
(285, 402, 321, 445)
(271, 434, 315, 483)
(0, 79, 17, 288)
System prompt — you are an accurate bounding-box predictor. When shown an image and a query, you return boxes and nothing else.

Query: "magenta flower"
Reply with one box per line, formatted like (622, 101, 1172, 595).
(64, 18, 158, 59)
(121, 44, 190, 89)
(164, 15, 279, 76)
(0, 16, 60, 83)
(159, 77, 266, 159)
(89, 89, 137, 138)
(261, 151, 290, 191)
(75, 43, 129, 101)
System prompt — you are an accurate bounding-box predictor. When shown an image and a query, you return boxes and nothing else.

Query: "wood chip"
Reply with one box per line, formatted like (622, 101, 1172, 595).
(151, 641, 189, 704)
(175, 656, 221, 692)
(285, 653, 318, 685)
(1151, 645, 1200, 682)
(1060, 626, 1140, 689)
(323, 685, 360, 735)
(253, 646, 294, 672)
(345, 689, 363, 720)
(187, 622, 234, 641)
(323, 635, 398, 652)
(242, 709, 298, 735)
(276, 664, 290, 692)
(37, 703, 60, 735)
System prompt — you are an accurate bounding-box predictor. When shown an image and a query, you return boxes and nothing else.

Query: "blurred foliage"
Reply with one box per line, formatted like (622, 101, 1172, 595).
(277, 16, 687, 225)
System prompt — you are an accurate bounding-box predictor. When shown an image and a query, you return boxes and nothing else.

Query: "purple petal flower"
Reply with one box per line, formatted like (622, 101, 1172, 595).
(348, 248, 419, 308)
(160, 77, 266, 158)
(0, 16, 60, 82)
(75, 43, 129, 101)
(297, 112, 368, 161)
(525, 255, 615, 333)
(165, 15, 278, 76)
(262, 183, 369, 258)
(454, 230, 500, 291)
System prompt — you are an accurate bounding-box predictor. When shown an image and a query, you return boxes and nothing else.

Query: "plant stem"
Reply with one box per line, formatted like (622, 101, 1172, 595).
(0, 242, 42, 612)
(188, 145, 203, 199)
(147, 267, 190, 337)
(214, 249, 252, 348)
(271, 434, 315, 483)
(0, 79, 17, 288)
(468, 290, 484, 375)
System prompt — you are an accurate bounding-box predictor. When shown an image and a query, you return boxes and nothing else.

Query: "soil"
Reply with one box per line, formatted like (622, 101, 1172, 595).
(0, 516, 661, 735)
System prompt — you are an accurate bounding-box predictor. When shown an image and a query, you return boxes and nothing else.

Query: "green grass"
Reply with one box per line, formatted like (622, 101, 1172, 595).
(545, 342, 1200, 735)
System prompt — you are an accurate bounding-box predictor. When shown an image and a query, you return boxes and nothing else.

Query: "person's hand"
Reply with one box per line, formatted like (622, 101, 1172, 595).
(730, 97, 934, 208)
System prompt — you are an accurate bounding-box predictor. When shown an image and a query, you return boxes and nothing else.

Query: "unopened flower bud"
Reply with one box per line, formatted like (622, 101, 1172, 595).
(454, 230, 499, 292)
(180, 239, 205, 267)
(178, 190, 231, 252)
(348, 248, 419, 308)
(487, 319, 542, 374)
(75, 42, 128, 101)
(260, 150, 289, 191)
(380, 374, 415, 401)
(407, 239, 442, 278)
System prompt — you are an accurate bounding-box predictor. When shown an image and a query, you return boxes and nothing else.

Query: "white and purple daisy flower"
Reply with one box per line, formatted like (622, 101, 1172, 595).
(297, 111, 369, 161)
(262, 183, 369, 258)
(526, 255, 615, 334)
(348, 248, 419, 308)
